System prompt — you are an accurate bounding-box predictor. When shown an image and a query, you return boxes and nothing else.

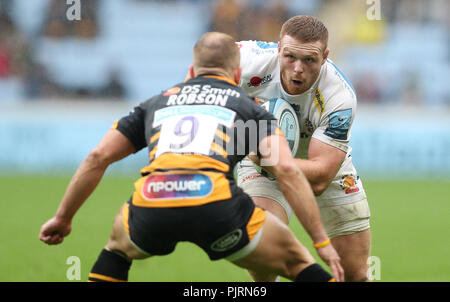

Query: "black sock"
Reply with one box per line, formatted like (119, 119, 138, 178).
(88, 249, 132, 282)
(295, 263, 334, 282)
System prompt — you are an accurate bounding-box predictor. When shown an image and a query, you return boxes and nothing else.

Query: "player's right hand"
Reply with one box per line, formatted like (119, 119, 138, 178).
(316, 244, 345, 282)
(39, 217, 72, 245)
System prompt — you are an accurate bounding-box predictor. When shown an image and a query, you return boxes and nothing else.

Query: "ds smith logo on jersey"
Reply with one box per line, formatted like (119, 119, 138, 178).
(165, 85, 240, 106)
(142, 173, 213, 200)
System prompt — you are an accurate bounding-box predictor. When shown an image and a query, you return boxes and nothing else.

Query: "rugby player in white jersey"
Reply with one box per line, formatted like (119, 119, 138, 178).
(236, 15, 371, 282)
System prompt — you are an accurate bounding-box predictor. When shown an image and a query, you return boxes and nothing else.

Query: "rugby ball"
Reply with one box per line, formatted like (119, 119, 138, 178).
(262, 98, 300, 156)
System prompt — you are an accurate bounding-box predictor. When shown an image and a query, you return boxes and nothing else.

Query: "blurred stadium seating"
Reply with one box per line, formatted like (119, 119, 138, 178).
(340, 23, 449, 105)
(1, 0, 206, 100)
(0, 0, 448, 104)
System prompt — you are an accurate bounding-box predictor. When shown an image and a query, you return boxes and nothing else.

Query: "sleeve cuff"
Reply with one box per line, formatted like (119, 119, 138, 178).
(312, 130, 349, 153)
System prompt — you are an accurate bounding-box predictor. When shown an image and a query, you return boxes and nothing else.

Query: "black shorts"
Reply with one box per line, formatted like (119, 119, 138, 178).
(122, 188, 266, 260)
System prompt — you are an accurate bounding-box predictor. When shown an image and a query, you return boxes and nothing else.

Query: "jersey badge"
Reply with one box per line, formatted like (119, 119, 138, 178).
(339, 175, 360, 194)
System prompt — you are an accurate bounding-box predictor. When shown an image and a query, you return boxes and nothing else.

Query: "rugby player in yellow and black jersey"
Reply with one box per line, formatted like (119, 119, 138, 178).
(111, 73, 280, 260)
(39, 32, 343, 282)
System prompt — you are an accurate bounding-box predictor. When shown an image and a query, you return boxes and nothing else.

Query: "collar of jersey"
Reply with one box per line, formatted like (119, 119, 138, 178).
(197, 73, 237, 86)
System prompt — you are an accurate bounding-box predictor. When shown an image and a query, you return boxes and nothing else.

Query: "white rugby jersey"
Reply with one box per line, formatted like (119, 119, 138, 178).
(237, 40, 366, 206)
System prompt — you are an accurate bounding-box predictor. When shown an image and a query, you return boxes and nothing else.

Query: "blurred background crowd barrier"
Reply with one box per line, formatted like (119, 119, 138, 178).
(0, 0, 449, 178)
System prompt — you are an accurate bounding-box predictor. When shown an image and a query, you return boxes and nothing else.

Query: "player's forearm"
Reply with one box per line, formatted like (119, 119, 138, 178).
(294, 158, 335, 195)
(55, 152, 109, 222)
(277, 170, 329, 244)
(259, 135, 328, 242)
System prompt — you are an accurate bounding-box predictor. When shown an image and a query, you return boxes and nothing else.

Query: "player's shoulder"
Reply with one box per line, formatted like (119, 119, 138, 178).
(137, 93, 164, 111)
(237, 40, 278, 51)
(319, 59, 357, 106)
(237, 40, 278, 50)
(237, 40, 279, 89)
(238, 40, 279, 65)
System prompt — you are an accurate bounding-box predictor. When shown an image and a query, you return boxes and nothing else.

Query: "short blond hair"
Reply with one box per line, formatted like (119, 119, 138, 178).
(280, 15, 328, 49)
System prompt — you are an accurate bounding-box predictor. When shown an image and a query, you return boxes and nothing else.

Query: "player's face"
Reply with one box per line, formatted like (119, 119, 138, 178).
(278, 35, 328, 95)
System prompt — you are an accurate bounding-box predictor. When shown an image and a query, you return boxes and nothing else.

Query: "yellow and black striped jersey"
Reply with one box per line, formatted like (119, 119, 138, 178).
(113, 74, 278, 183)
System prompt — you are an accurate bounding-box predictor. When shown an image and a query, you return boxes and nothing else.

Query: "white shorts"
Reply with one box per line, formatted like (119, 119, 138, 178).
(237, 164, 371, 238)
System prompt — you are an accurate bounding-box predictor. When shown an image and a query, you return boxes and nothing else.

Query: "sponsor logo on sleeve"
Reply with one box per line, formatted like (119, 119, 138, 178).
(324, 109, 352, 140)
(250, 41, 278, 55)
(256, 41, 278, 49)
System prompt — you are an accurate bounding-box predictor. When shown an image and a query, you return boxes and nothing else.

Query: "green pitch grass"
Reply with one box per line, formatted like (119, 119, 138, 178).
(1, 174, 449, 282)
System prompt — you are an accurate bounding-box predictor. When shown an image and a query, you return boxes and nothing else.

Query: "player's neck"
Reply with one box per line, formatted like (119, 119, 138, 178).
(195, 68, 236, 85)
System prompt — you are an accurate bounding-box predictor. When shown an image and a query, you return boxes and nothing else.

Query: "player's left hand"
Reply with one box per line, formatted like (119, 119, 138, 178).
(39, 217, 72, 245)
(316, 244, 345, 282)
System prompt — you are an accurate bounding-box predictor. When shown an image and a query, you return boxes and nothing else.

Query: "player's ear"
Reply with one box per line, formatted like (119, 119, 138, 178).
(278, 41, 281, 54)
(234, 66, 242, 85)
(189, 64, 195, 79)
(322, 48, 329, 65)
